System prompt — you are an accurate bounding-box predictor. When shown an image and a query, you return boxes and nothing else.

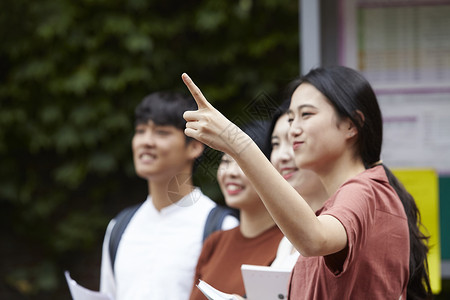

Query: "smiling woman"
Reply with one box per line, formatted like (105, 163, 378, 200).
(287, 81, 356, 174)
(268, 103, 327, 211)
(216, 121, 271, 211)
(189, 120, 284, 300)
(181, 67, 431, 299)
(267, 100, 328, 269)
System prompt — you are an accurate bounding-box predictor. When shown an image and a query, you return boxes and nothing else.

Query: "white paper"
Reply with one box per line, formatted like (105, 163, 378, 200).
(241, 264, 291, 300)
(65, 271, 113, 300)
(196, 280, 238, 300)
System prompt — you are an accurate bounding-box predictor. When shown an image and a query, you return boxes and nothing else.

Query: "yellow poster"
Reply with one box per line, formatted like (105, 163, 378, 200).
(393, 168, 441, 294)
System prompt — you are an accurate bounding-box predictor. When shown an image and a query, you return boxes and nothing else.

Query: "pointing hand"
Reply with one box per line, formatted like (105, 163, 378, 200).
(182, 73, 251, 155)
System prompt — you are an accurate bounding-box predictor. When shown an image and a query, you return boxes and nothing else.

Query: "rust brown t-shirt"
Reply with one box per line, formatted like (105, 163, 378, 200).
(189, 225, 283, 299)
(289, 166, 409, 299)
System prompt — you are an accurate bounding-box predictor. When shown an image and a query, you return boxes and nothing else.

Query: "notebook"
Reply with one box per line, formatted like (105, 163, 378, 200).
(241, 264, 291, 300)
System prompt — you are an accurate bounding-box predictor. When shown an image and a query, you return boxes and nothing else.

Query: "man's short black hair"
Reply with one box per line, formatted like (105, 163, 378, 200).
(135, 91, 197, 130)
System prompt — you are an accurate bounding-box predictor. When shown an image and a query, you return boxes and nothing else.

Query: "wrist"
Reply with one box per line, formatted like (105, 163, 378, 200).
(218, 122, 253, 155)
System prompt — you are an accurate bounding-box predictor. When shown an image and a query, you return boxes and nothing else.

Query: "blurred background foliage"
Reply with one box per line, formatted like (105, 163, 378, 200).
(0, 0, 299, 298)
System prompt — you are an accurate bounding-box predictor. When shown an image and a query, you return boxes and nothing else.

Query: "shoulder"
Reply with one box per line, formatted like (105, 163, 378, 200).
(113, 202, 144, 220)
(338, 166, 401, 211)
(319, 168, 392, 222)
(343, 166, 392, 197)
(189, 188, 216, 210)
(329, 167, 390, 205)
(174, 188, 216, 218)
(345, 166, 387, 189)
(204, 227, 241, 246)
(109, 202, 145, 235)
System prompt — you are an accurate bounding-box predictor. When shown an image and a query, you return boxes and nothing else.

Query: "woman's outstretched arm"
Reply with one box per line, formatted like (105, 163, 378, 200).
(182, 73, 346, 257)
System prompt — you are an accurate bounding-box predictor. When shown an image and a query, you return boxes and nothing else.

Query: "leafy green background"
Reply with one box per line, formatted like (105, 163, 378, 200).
(0, 0, 299, 298)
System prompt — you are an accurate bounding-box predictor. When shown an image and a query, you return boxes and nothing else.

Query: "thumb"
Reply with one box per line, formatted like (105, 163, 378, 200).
(181, 73, 210, 109)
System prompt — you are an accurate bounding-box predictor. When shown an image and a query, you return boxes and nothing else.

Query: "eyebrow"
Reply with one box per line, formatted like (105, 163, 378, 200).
(296, 104, 316, 110)
(287, 104, 316, 114)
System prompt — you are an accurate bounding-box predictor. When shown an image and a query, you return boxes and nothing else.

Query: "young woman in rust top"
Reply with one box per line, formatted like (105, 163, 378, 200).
(189, 121, 283, 300)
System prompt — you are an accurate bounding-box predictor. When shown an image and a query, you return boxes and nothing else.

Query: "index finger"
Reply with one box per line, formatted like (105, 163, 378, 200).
(181, 73, 210, 109)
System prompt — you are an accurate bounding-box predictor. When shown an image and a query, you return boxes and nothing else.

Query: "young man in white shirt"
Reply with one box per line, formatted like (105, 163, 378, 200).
(100, 92, 238, 300)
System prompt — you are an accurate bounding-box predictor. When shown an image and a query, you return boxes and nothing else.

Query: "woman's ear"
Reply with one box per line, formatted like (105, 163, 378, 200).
(353, 110, 365, 128)
(346, 110, 365, 139)
(187, 140, 205, 160)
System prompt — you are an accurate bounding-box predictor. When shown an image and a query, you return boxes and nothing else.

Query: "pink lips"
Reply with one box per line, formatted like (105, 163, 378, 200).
(292, 141, 303, 151)
(280, 167, 298, 180)
(225, 183, 243, 195)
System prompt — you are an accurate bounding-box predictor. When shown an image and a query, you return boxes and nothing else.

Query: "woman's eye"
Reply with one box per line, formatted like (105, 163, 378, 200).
(271, 142, 280, 148)
(301, 112, 313, 118)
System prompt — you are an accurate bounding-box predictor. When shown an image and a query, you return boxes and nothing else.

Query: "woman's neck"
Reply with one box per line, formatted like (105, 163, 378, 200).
(318, 154, 366, 197)
(238, 204, 276, 238)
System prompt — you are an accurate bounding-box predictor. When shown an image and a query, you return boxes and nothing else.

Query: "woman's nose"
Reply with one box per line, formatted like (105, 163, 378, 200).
(279, 146, 293, 161)
(288, 122, 302, 140)
(222, 161, 241, 178)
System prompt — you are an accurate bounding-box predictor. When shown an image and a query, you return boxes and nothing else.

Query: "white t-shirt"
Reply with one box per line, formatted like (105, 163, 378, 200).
(270, 236, 300, 269)
(100, 188, 238, 300)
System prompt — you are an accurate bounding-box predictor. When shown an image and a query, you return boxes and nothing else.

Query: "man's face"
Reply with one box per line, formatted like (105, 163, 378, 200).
(132, 120, 192, 181)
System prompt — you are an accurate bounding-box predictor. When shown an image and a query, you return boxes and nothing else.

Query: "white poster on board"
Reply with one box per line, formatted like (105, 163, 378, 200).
(378, 93, 450, 174)
(339, 0, 450, 90)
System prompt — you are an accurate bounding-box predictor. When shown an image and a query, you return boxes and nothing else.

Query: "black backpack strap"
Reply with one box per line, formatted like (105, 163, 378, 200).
(108, 203, 143, 273)
(202, 205, 240, 242)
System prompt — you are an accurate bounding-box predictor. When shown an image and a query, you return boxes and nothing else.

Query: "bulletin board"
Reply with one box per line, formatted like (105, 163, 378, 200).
(338, 0, 450, 174)
(338, 0, 450, 286)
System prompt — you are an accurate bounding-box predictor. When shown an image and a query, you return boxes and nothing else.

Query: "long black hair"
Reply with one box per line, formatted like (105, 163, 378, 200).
(292, 66, 432, 300)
